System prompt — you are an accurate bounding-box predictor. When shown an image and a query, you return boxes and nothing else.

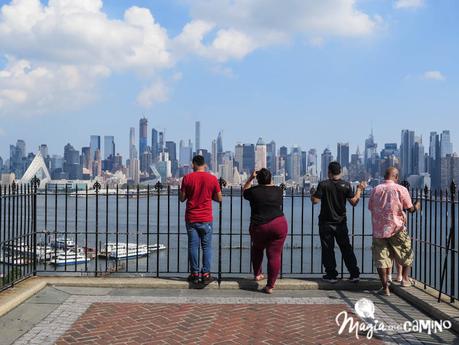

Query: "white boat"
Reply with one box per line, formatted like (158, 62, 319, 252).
(2, 242, 31, 255)
(0, 255, 31, 266)
(99, 242, 166, 258)
(51, 251, 91, 266)
(50, 237, 75, 249)
(147, 244, 166, 252)
(36, 246, 58, 262)
(109, 246, 149, 260)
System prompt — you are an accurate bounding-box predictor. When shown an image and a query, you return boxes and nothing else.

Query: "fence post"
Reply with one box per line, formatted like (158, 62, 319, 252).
(423, 185, 429, 290)
(93, 181, 101, 277)
(450, 181, 456, 303)
(218, 178, 227, 287)
(31, 176, 40, 276)
(154, 181, 163, 278)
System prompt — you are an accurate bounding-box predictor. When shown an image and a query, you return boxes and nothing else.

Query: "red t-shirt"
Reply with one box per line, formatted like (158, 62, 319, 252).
(181, 171, 221, 223)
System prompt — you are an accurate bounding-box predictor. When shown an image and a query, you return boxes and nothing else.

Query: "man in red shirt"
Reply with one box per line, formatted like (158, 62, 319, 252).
(180, 155, 222, 285)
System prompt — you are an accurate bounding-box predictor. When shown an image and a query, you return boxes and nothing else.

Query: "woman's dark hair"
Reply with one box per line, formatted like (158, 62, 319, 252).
(328, 161, 342, 176)
(256, 168, 272, 185)
(192, 155, 205, 167)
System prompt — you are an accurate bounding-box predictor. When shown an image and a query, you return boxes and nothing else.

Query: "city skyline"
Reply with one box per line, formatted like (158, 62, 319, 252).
(3, 117, 457, 190)
(0, 0, 458, 159)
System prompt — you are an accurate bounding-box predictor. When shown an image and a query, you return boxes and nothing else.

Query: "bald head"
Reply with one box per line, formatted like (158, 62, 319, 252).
(384, 167, 399, 181)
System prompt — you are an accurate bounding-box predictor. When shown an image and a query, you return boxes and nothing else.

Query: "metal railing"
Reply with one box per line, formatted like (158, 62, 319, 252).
(0, 179, 457, 303)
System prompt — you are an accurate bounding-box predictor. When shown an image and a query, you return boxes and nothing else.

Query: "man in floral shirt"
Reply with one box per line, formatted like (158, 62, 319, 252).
(368, 167, 420, 296)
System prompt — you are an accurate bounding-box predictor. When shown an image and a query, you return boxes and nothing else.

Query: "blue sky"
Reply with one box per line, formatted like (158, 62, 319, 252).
(0, 0, 458, 159)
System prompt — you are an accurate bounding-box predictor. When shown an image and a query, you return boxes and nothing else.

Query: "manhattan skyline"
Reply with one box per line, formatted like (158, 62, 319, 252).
(0, 0, 458, 159)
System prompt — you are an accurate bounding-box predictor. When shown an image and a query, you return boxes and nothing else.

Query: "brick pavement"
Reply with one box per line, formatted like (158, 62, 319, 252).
(55, 302, 382, 345)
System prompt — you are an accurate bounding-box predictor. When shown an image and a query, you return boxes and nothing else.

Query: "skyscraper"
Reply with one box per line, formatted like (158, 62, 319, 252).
(217, 131, 223, 165)
(166, 141, 178, 176)
(90, 135, 100, 160)
(429, 132, 441, 189)
(195, 121, 201, 152)
(440, 130, 453, 158)
(159, 131, 165, 153)
(63, 143, 81, 180)
(266, 141, 277, 174)
(242, 144, 255, 174)
(255, 138, 267, 171)
(211, 140, 218, 172)
(139, 117, 148, 156)
(81, 146, 92, 171)
(129, 127, 136, 160)
(234, 144, 243, 172)
(400, 129, 415, 179)
(179, 140, 193, 167)
(307, 149, 318, 176)
(413, 137, 425, 175)
(104, 136, 115, 160)
(39, 144, 49, 158)
(288, 147, 301, 182)
(151, 128, 159, 161)
(337, 143, 350, 169)
(320, 148, 333, 180)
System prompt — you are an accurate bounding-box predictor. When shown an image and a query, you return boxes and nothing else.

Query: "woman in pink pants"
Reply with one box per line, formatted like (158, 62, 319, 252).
(243, 168, 288, 294)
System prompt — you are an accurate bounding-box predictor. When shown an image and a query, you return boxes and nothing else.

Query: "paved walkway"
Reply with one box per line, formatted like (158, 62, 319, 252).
(1, 287, 458, 345)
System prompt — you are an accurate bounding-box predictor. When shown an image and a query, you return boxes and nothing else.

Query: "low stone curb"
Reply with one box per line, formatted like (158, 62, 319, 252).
(392, 281, 459, 334)
(0, 276, 380, 317)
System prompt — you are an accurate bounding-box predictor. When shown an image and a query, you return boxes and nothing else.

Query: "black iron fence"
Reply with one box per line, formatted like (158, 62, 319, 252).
(0, 179, 457, 304)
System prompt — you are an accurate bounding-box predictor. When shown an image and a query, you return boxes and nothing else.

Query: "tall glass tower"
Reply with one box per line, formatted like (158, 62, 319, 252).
(139, 118, 148, 156)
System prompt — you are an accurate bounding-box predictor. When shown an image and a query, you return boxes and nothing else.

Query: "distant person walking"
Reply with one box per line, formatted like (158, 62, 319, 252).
(243, 169, 288, 294)
(311, 162, 366, 283)
(180, 155, 222, 285)
(368, 167, 420, 296)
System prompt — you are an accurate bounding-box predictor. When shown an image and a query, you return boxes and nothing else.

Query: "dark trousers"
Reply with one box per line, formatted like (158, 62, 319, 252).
(319, 221, 360, 278)
(250, 216, 288, 289)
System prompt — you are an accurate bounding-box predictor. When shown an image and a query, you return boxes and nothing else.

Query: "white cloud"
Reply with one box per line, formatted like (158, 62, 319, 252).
(0, 0, 381, 115)
(176, 0, 379, 61)
(136, 80, 169, 108)
(0, 57, 107, 114)
(395, 0, 424, 9)
(422, 70, 446, 81)
(0, 0, 171, 115)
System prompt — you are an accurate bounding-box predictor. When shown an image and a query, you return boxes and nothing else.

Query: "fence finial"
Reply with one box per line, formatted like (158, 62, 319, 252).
(93, 181, 101, 192)
(11, 180, 17, 193)
(154, 181, 163, 192)
(424, 184, 429, 196)
(31, 175, 40, 189)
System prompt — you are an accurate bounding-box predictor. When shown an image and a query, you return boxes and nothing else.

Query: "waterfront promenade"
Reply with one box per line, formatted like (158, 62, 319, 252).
(1, 277, 459, 344)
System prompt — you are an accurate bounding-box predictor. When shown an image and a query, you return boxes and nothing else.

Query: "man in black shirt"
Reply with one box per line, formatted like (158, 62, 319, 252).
(311, 162, 366, 283)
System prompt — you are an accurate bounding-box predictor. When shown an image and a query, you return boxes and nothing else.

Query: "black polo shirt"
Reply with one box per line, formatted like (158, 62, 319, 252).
(313, 179, 354, 224)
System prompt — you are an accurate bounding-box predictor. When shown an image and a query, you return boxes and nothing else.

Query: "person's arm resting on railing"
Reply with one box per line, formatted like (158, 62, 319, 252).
(179, 176, 187, 203)
(310, 183, 321, 205)
(213, 177, 223, 203)
(402, 188, 421, 213)
(348, 181, 367, 207)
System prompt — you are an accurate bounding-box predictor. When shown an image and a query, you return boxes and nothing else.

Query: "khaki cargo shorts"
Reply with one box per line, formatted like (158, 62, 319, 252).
(373, 230, 414, 269)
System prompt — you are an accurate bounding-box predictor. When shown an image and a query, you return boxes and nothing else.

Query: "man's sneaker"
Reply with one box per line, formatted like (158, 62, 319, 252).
(348, 276, 360, 283)
(322, 275, 338, 284)
(201, 273, 214, 285)
(187, 273, 200, 284)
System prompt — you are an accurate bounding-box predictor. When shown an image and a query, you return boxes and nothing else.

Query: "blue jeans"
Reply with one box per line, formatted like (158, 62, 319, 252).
(186, 222, 213, 274)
